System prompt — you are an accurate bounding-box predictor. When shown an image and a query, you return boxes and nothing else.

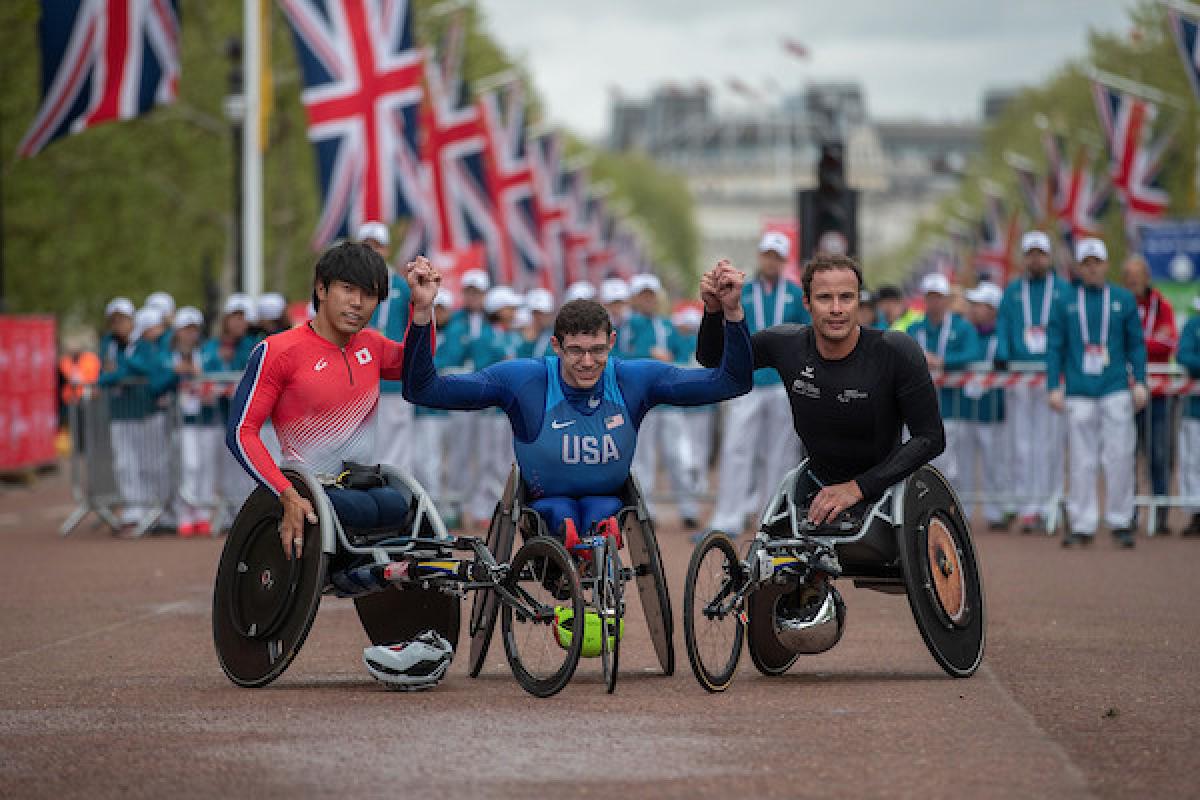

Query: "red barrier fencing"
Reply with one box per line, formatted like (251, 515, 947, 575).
(0, 316, 58, 470)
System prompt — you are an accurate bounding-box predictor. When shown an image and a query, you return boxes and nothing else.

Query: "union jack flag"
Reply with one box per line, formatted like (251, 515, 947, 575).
(973, 192, 1018, 286)
(559, 165, 594, 287)
(1049, 138, 1110, 247)
(529, 129, 567, 295)
(478, 81, 544, 289)
(278, 0, 426, 248)
(19, 0, 181, 158)
(1091, 82, 1170, 237)
(1168, 7, 1200, 101)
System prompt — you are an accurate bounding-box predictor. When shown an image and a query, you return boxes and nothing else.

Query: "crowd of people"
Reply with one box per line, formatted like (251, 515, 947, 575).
(73, 221, 1200, 544)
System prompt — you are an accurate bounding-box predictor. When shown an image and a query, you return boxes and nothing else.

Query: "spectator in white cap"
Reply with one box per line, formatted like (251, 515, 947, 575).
(1177, 293, 1200, 536)
(958, 282, 1010, 531)
(365, 224, 417, 474)
(520, 288, 556, 359)
(145, 291, 176, 348)
(1047, 237, 1148, 548)
(564, 280, 597, 302)
(165, 306, 218, 537)
(411, 287, 460, 507)
(995, 229, 1071, 533)
(906, 272, 981, 488)
(706, 232, 811, 536)
(98, 306, 173, 531)
(621, 272, 676, 513)
(100, 297, 135, 372)
(439, 267, 492, 528)
(600, 278, 631, 328)
(254, 292, 289, 338)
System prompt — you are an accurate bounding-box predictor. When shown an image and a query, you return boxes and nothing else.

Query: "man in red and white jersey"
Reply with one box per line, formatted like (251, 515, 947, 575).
(226, 242, 405, 559)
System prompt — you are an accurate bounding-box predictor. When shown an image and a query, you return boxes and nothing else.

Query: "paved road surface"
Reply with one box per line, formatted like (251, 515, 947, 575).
(1, 474, 1197, 799)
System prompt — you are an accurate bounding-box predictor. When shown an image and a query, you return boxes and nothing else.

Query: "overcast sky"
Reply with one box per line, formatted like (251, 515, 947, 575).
(475, 0, 1139, 140)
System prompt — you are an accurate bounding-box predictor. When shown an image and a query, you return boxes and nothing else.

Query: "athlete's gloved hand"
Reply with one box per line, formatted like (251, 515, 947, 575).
(1132, 382, 1149, 412)
(280, 487, 318, 560)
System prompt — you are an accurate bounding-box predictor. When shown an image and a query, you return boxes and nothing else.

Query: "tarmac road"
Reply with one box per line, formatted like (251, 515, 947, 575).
(1, 474, 1197, 799)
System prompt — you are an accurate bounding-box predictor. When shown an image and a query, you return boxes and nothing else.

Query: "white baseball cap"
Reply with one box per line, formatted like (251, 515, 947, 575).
(356, 221, 390, 247)
(173, 306, 205, 330)
(223, 292, 256, 319)
(920, 272, 951, 296)
(257, 292, 287, 320)
(1075, 237, 1108, 263)
(525, 288, 554, 314)
(131, 307, 165, 341)
(434, 288, 455, 309)
(512, 307, 533, 330)
(105, 297, 135, 318)
(600, 278, 631, 304)
(630, 273, 663, 295)
(484, 286, 521, 314)
(965, 282, 1003, 309)
(564, 281, 597, 302)
(671, 306, 704, 329)
(1192, 294, 1200, 312)
(145, 291, 175, 316)
(758, 231, 790, 259)
(460, 269, 491, 292)
(1021, 231, 1052, 254)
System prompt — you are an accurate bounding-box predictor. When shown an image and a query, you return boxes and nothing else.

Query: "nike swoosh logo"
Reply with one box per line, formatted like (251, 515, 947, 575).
(551, 420, 575, 429)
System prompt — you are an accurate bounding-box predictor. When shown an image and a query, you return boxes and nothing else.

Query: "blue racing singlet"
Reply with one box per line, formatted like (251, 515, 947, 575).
(514, 356, 637, 499)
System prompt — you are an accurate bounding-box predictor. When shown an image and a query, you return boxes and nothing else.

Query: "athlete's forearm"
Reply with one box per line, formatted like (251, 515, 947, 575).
(855, 386, 945, 499)
(401, 323, 512, 411)
(642, 319, 753, 408)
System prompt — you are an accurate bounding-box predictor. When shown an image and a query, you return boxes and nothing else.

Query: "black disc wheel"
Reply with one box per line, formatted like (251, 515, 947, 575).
(501, 536, 584, 698)
(598, 535, 623, 694)
(468, 499, 517, 678)
(899, 465, 986, 678)
(683, 532, 745, 693)
(746, 580, 801, 677)
(622, 511, 674, 676)
(212, 481, 326, 688)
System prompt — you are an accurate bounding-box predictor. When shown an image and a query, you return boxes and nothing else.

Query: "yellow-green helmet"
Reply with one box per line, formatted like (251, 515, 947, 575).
(554, 606, 624, 658)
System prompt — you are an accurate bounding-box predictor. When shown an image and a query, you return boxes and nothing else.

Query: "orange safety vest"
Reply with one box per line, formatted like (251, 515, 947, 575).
(60, 352, 101, 405)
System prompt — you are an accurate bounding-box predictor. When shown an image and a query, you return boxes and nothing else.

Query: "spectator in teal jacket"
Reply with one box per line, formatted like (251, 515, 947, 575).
(1047, 237, 1147, 548)
(1175, 297, 1200, 537)
(906, 272, 981, 489)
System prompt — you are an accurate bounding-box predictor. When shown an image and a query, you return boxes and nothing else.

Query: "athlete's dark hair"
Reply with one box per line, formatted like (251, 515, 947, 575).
(802, 253, 863, 300)
(311, 241, 390, 311)
(553, 299, 612, 341)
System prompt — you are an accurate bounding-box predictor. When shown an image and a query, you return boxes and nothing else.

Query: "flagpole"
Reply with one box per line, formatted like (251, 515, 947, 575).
(1086, 67, 1188, 110)
(242, 0, 264, 297)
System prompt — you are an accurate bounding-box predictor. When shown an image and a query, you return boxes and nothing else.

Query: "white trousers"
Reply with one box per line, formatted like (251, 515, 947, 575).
(374, 393, 414, 473)
(1008, 383, 1066, 517)
(175, 425, 220, 525)
(931, 419, 965, 488)
(1178, 417, 1200, 514)
(471, 414, 513, 523)
(709, 385, 804, 533)
(665, 408, 715, 521)
(412, 414, 448, 501)
(444, 412, 480, 513)
(633, 409, 686, 516)
(952, 422, 1007, 524)
(110, 420, 142, 523)
(112, 414, 171, 524)
(1065, 391, 1136, 534)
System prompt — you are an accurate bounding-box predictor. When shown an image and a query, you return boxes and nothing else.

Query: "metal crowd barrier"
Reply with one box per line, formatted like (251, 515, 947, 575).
(931, 363, 1200, 536)
(60, 375, 250, 537)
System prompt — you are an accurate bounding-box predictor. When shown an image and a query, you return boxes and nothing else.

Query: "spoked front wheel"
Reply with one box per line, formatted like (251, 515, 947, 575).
(501, 536, 584, 698)
(598, 534, 623, 694)
(683, 531, 746, 692)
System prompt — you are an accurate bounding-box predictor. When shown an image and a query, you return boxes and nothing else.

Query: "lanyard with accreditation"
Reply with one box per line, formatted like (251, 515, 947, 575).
(751, 280, 788, 330)
(1077, 285, 1110, 375)
(1021, 277, 1054, 355)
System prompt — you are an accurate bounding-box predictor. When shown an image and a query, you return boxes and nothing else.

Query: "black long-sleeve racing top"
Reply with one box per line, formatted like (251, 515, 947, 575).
(696, 311, 945, 500)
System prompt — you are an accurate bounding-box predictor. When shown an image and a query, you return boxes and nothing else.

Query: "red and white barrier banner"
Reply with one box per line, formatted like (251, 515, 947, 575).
(0, 316, 57, 469)
(932, 369, 1199, 396)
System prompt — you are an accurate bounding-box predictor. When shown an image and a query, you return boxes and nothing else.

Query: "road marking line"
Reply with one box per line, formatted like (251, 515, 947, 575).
(0, 602, 190, 666)
(981, 663, 1093, 794)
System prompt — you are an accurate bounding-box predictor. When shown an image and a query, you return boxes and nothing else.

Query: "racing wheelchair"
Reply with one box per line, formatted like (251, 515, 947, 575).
(683, 460, 985, 692)
(467, 465, 674, 694)
(211, 462, 589, 698)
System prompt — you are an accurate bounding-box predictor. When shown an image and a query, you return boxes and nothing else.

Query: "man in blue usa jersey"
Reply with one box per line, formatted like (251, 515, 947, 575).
(401, 256, 753, 539)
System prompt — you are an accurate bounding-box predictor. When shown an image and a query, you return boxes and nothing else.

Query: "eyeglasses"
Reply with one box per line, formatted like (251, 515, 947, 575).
(562, 344, 611, 361)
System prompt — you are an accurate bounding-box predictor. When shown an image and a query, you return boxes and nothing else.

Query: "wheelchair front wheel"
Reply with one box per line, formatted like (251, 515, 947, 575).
(683, 532, 745, 693)
(501, 536, 584, 698)
(598, 534, 623, 695)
